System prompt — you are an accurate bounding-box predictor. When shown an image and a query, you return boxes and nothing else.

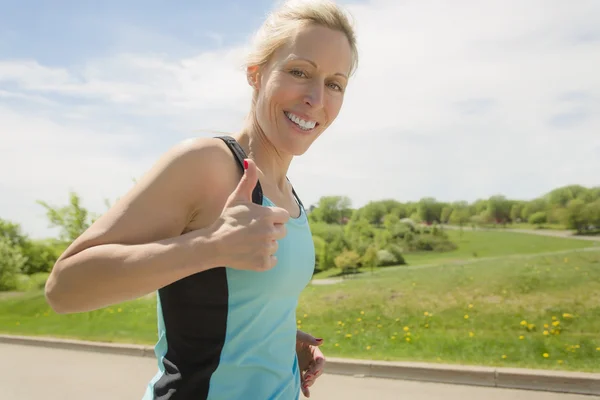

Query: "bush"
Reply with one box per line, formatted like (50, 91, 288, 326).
(20, 239, 62, 275)
(0, 237, 27, 291)
(15, 272, 50, 291)
(529, 211, 547, 226)
(334, 250, 361, 274)
(409, 235, 457, 253)
(383, 244, 406, 266)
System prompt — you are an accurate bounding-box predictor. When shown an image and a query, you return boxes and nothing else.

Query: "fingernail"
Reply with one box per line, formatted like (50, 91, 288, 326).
(315, 338, 323, 342)
(244, 160, 248, 169)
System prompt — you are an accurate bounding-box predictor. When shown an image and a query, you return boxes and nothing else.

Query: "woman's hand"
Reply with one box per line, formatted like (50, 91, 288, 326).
(296, 330, 326, 398)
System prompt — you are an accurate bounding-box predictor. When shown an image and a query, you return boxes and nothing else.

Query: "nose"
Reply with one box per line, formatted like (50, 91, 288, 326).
(304, 80, 324, 109)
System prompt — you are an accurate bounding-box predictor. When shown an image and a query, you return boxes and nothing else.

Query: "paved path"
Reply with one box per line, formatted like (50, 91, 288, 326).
(1, 343, 596, 399)
(443, 225, 600, 242)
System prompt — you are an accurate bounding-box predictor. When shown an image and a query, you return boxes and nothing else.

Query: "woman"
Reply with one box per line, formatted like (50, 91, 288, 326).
(45, 0, 358, 398)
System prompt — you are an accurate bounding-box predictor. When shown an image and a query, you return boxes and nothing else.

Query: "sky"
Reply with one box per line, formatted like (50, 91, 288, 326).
(1, 0, 599, 239)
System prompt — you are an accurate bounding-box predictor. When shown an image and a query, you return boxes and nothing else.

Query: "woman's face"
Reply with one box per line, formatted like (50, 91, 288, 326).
(249, 24, 353, 156)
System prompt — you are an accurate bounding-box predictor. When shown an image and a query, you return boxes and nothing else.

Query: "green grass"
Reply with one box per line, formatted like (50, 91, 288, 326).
(313, 230, 598, 279)
(298, 250, 600, 372)
(1, 232, 599, 373)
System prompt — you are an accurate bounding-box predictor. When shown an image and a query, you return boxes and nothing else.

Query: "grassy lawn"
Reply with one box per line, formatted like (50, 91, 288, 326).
(1, 232, 599, 373)
(314, 230, 598, 279)
(298, 250, 600, 372)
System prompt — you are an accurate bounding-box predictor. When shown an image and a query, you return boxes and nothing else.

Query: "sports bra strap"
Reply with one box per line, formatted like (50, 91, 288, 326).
(215, 135, 305, 210)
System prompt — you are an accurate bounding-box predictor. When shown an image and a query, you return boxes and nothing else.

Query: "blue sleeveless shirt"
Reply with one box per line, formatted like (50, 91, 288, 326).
(142, 137, 315, 400)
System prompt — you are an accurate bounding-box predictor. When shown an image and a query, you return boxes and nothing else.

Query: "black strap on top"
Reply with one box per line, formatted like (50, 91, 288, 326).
(215, 135, 304, 210)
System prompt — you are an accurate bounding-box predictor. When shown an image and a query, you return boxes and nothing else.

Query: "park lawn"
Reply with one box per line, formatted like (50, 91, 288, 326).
(313, 229, 598, 280)
(1, 249, 599, 372)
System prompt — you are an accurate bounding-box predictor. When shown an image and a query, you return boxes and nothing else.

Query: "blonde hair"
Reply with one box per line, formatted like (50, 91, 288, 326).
(245, 0, 359, 77)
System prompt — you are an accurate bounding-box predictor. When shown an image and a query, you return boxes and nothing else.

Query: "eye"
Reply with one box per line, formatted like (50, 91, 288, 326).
(290, 69, 307, 78)
(328, 82, 343, 92)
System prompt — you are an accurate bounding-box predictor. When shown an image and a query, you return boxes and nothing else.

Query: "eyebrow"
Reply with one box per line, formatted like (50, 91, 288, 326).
(289, 56, 348, 80)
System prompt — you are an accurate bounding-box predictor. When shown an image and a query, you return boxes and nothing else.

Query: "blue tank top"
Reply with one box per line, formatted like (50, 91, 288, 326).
(142, 137, 315, 400)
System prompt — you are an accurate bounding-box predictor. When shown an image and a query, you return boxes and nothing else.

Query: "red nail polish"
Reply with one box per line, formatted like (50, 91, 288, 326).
(244, 160, 248, 169)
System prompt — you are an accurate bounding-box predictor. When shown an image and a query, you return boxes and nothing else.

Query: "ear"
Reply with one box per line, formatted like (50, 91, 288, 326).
(246, 65, 260, 90)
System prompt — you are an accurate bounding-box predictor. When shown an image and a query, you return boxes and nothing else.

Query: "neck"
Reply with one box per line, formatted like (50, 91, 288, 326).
(234, 118, 292, 192)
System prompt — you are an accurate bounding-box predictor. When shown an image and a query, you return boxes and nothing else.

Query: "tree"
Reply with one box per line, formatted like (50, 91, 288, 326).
(417, 197, 443, 224)
(309, 196, 352, 225)
(440, 206, 453, 224)
(564, 199, 588, 233)
(0, 218, 28, 248)
(521, 198, 547, 222)
(0, 236, 27, 291)
(37, 191, 94, 243)
(449, 208, 470, 234)
(510, 202, 525, 223)
(486, 195, 511, 225)
(362, 245, 379, 275)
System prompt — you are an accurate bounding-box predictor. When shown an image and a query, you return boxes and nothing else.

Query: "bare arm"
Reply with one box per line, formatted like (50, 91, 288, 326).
(45, 139, 228, 314)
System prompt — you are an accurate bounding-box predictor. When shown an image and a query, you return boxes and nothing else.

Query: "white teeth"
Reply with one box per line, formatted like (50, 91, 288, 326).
(285, 112, 316, 130)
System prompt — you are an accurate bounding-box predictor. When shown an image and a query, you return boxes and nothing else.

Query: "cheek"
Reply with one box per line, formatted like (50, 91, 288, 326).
(326, 95, 344, 122)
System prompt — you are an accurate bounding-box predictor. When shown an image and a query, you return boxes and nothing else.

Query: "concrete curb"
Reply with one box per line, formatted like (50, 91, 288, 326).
(1, 334, 599, 396)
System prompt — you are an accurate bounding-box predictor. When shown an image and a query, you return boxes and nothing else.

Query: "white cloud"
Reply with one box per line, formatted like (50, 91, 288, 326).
(1, 0, 599, 238)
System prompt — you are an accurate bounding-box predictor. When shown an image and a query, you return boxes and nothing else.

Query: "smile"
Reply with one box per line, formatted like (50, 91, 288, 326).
(284, 111, 318, 131)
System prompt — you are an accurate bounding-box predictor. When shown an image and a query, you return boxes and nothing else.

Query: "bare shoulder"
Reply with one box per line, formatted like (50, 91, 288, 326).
(56, 136, 241, 262)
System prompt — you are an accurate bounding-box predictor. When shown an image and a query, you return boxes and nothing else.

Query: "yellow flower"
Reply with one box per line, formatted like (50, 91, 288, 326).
(391, 336, 396, 340)
(361, 311, 365, 315)
(502, 355, 507, 359)
(357, 318, 362, 322)
(118, 308, 123, 313)
(335, 343, 339, 347)
(405, 337, 411, 342)
(424, 312, 429, 316)
(377, 324, 383, 328)
(345, 334, 352, 338)
(575, 345, 580, 349)
(395, 318, 400, 322)
(557, 360, 563, 364)
(405, 332, 411, 337)
(520, 320, 527, 326)
(519, 335, 525, 340)
(403, 326, 409, 332)
(338, 321, 343, 325)
(527, 324, 535, 331)
(464, 315, 469, 319)
(552, 321, 560, 327)
(563, 313, 573, 319)
(596, 347, 600, 351)
(469, 332, 474, 338)
(366, 346, 371, 350)
(468, 304, 473, 309)
(298, 320, 302, 324)
(543, 353, 549, 358)
(544, 324, 549, 329)
(377, 317, 381, 320)
(304, 314, 308, 318)
(412, 282, 416, 287)
(552, 316, 557, 321)
(543, 331, 549, 336)
(425, 324, 429, 328)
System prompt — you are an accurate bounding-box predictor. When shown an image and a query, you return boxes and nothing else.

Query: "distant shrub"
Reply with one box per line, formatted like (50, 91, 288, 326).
(0, 237, 27, 291)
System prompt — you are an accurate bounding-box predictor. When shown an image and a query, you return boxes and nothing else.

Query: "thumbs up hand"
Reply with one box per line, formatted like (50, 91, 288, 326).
(208, 159, 290, 271)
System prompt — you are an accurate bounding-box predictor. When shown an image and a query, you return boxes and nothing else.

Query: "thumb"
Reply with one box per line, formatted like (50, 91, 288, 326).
(297, 330, 324, 346)
(231, 158, 258, 203)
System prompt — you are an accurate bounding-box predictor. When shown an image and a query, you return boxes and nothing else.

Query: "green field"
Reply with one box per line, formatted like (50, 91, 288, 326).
(1, 231, 599, 372)
(314, 229, 598, 279)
